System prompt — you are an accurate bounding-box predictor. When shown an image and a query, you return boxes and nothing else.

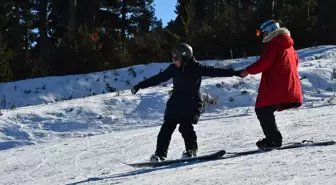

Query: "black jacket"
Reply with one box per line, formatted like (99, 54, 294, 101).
(137, 57, 237, 113)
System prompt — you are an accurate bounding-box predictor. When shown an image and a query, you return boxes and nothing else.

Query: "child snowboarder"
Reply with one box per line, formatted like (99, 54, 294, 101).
(132, 43, 243, 161)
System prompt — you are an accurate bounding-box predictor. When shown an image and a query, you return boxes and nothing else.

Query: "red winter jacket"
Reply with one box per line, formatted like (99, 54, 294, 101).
(247, 28, 303, 110)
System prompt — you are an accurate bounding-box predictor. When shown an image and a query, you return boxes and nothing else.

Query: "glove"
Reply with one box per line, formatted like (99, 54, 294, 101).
(233, 70, 243, 77)
(131, 84, 141, 94)
(233, 69, 248, 78)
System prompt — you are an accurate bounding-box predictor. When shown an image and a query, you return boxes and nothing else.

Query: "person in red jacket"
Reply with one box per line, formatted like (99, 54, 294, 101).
(240, 20, 303, 149)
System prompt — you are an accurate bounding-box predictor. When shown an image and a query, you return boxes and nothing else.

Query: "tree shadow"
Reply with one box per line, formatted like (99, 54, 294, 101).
(65, 160, 206, 185)
(66, 150, 271, 185)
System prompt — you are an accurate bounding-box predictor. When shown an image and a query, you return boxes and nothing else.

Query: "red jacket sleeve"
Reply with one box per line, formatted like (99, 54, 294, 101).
(247, 45, 278, 74)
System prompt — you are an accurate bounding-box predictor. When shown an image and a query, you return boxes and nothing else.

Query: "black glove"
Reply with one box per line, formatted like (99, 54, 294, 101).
(233, 70, 244, 77)
(131, 84, 141, 94)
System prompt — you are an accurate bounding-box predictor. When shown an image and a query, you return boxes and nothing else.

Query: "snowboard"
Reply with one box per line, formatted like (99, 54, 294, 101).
(124, 140, 335, 168)
(125, 150, 226, 168)
(226, 140, 335, 156)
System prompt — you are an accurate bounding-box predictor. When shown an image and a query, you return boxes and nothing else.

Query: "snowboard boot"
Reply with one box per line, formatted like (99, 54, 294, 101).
(256, 138, 282, 150)
(181, 149, 197, 159)
(150, 154, 166, 162)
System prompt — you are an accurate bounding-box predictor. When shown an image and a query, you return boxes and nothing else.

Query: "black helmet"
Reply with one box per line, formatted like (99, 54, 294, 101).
(171, 43, 193, 62)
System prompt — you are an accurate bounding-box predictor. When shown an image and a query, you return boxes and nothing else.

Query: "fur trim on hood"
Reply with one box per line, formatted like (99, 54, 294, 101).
(263, 28, 291, 43)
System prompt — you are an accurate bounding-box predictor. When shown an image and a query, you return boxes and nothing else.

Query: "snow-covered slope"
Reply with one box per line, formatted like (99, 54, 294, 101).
(0, 45, 335, 185)
(1, 100, 335, 185)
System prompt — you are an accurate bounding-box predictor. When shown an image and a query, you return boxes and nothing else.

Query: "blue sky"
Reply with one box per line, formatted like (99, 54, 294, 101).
(153, 0, 177, 26)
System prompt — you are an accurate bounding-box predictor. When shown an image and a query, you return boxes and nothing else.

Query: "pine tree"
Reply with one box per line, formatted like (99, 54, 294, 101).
(317, 0, 336, 44)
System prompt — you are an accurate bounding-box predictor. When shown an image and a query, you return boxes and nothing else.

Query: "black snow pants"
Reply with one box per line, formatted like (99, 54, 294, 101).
(255, 102, 301, 143)
(256, 105, 283, 143)
(155, 103, 202, 158)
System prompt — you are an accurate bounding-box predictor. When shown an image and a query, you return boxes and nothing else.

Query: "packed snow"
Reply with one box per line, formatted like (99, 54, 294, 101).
(0, 45, 335, 185)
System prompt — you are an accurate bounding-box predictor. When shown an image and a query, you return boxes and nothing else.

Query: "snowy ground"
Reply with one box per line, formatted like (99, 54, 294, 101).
(0, 45, 335, 185)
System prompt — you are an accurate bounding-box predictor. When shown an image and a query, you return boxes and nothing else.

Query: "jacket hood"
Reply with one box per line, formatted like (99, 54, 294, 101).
(263, 28, 294, 49)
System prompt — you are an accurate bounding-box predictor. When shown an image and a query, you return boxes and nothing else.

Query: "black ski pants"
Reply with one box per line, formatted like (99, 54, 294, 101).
(255, 105, 283, 143)
(255, 102, 301, 142)
(155, 105, 201, 158)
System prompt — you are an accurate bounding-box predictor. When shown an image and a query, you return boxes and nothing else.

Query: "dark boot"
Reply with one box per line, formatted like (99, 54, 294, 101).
(150, 154, 166, 162)
(181, 149, 197, 158)
(256, 138, 282, 150)
(259, 119, 283, 145)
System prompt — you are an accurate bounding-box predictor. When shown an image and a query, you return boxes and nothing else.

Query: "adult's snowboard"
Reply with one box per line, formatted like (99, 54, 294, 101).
(125, 150, 226, 168)
(226, 140, 335, 156)
(124, 140, 335, 168)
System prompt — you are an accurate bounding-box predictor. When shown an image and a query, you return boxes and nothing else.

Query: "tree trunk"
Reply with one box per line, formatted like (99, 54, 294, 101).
(77, 0, 99, 32)
(11, 2, 20, 52)
(307, 0, 310, 20)
(274, 0, 284, 20)
(316, 0, 327, 44)
(0, 31, 2, 49)
(91, 0, 99, 31)
(69, 0, 77, 39)
(39, 0, 49, 63)
(23, 21, 29, 50)
(121, 0, 127, 44)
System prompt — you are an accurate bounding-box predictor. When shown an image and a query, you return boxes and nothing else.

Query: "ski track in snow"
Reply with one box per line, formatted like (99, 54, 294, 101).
(0, 45, 335, 185)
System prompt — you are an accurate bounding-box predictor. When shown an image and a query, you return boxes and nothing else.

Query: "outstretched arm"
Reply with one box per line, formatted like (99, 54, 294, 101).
(247, 46, 277, 74)
(198, 63, 240, 77)
(136, 65, 173, 89)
